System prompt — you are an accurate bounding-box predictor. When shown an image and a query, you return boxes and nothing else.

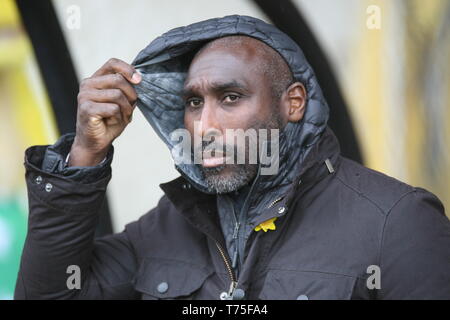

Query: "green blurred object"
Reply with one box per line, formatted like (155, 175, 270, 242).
(0, 196, 27, 300)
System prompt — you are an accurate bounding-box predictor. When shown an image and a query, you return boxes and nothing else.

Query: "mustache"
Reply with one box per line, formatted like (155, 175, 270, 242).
(193, 140, 236, 156)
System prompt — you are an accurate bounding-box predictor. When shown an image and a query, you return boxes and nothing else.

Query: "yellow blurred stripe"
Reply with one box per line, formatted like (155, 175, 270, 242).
(0, 0, 58, 147)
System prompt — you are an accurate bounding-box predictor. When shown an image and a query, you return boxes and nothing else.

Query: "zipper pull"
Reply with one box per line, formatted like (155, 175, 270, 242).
(220, 281, 238, 300)
(233, 222, 240, 239)
(228, 281, 238, 298)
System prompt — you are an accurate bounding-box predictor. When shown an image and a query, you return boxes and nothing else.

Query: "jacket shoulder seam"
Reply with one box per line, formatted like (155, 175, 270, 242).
(335, 170, 416, 218)
(385, 190, 416, 217)
(335, 175, 386, 217)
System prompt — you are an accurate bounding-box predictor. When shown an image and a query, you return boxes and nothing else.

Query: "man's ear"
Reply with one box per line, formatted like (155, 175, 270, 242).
(281, 82, 307, 123)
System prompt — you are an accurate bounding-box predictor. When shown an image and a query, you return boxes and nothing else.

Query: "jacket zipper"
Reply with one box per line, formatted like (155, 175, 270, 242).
(214, 240, 238, 299)
(217, 165, 262, 299)
(214, 186, 286, 299)
(235, 165, 261, 269)
(229, 199, 240, 269)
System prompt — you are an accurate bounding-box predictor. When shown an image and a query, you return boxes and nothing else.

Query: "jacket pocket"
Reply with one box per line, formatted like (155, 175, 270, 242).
(133, 258, 214, 300)
(258, 269, 357, 300)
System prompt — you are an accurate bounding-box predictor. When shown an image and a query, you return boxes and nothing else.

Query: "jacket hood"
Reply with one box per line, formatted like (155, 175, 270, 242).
(132, 15, 329, 195)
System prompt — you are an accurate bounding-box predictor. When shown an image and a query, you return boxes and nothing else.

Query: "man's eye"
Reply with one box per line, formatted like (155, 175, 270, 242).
(186, 98, 202, 108)
(223, 94, 240, 103)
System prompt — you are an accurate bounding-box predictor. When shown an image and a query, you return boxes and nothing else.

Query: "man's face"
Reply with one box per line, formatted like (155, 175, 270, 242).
(183, 42, 283, 193)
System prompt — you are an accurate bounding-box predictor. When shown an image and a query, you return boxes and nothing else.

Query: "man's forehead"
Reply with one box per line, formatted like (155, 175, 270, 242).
(197, 35, 267, 56)
(185, 43, 267, 89)
(189, 45, 258, 71)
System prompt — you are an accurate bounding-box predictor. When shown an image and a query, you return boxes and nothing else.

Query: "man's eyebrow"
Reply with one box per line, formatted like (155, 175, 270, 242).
(183, 80, 248, 97)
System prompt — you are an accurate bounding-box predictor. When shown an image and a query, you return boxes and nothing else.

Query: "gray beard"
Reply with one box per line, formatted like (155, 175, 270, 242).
(200, 163, 258, 194)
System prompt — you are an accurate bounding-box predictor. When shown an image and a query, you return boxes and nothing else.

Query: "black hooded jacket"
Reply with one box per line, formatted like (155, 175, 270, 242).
(15, 15, 450, 300)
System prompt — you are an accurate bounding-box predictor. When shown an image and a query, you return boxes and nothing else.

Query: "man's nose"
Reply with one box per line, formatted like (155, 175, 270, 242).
(198, 102, 221, 138)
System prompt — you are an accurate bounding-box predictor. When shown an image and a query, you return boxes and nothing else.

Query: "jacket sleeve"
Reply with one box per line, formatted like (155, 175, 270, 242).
(378, 188, 450, 299)
(14, 135, 139, 300)
(40, 132, 111, 183)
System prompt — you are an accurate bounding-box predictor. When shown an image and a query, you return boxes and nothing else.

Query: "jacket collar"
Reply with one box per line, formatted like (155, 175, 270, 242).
(160, 126, 341, 243)
(248, 126, 341, 228)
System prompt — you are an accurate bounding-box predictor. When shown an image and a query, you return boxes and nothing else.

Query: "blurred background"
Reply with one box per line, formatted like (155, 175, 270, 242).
(0, 0, 449, 299)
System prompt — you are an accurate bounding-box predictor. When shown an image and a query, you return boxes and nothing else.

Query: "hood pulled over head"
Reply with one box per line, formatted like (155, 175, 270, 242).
(132, 15, 329, 194)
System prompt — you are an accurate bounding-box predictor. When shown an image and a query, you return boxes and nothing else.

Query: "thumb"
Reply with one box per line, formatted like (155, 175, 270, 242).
(130, 70, 142, 85)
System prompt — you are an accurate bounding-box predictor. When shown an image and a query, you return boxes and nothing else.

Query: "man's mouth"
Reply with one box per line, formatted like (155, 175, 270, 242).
(202, 151, 229, 168)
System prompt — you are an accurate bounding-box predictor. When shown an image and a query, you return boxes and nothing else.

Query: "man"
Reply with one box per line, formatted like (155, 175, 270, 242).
(15, 15, 450, 300)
